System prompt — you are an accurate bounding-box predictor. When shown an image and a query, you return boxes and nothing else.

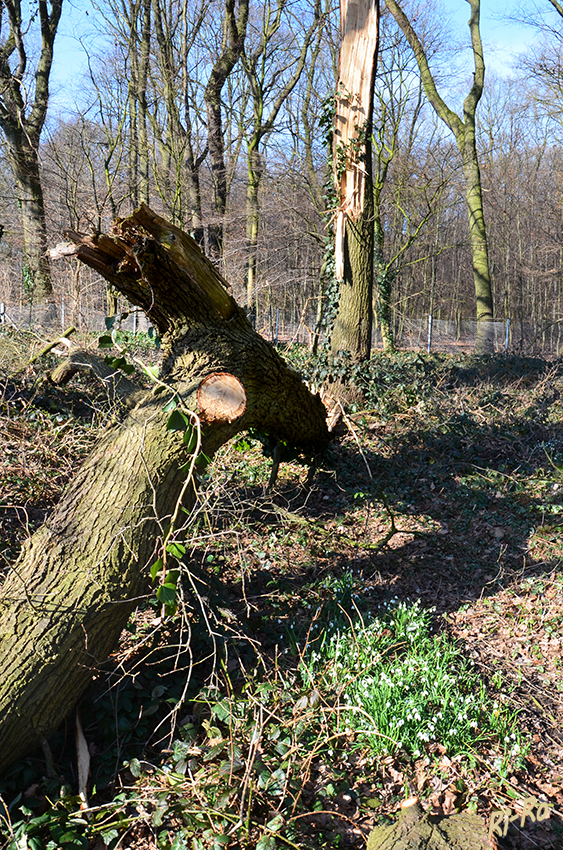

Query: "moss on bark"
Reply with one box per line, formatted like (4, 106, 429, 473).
(367, 801, 495, 850)
(0, 205, 328, 772)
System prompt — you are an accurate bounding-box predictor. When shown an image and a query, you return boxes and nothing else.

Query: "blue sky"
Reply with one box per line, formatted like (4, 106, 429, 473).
(48, 0, 536, 113)
(49, 0, 97, 113)
(442, 0, 534, 76)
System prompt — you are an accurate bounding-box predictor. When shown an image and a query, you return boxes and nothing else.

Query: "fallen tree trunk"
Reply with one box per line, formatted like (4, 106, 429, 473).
(0, 205, 328, 772)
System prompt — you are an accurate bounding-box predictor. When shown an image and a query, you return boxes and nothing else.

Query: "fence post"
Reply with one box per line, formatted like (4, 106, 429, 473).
(505, 318, 510, 354)
(427, 314, 433, 354)
(275, 307, 279, 345)
(61, 297, 65, 330)
(133, 310, 138, 335)
(0, 302, 5, 335)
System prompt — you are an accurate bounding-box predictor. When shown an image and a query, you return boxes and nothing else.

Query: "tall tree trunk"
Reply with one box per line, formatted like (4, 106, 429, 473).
(150, 0, 205, 243)
(462, 137, 493, 333)
(0, 0, 63, 305)
(7, 132, 53, 306)
(375, 219, 395, 352)
(245, 144, 261, 313)
(331, 186, 375, 359)
(0, 205, 328, 772)
(330, 0, 379, 361)
(385, 0, 494, 353)
(138, 0, 151, 205)
(204, 0, 249, 264)
(241, 0, 322, 321)
(128, 82, 140, 208)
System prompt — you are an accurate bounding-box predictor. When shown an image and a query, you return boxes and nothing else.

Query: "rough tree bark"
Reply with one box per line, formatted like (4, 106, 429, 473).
(0, 205, 328, 773)
(0, 0, 63, 306)
(367, 799, 494, 850)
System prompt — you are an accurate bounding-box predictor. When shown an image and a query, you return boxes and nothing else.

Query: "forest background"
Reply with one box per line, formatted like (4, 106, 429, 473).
(1, 0, 563, 355)
(3, 2, 563, 848)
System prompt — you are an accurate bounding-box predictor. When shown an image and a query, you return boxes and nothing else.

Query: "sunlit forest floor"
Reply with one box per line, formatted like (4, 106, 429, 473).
(1, 332, 562, 849)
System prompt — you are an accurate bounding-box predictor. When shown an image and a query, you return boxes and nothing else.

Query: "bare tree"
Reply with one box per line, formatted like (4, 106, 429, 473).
(204, 0, 249, 264)
(149, 0, 208, 241)
(385, 0, 494, 353)
(0, 0, 62, 307)
(241, 0, 322, 315)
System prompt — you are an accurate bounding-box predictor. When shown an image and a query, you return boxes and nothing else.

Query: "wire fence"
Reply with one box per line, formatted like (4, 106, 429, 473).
(382, 317, 563, 357)
(0, 302, 151, 336)
(1, 301, 562, 358)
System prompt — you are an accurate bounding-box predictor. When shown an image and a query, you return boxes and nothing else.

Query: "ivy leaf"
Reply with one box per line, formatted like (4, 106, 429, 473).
(105, 316, 116, 331)
(183, 425, 197, 451)
(157, 584, 177, 606)
(256, 837, 276, 850)
(164, 570, 180, 585)
(129, 758, 142, 778)
(266, 814, 284, 833)
(166, 409, 190, 432)
(162, 397, 178, 413)
(150, 558, 163, 581)
(98, 335, 113, 349)
(166, 542, 186, 558)
(145, 365, 159, 380)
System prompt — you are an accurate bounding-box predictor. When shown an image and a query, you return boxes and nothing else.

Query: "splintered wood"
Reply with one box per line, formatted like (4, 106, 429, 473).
(197, 373, 247, 423)
(334, 0, 379, 280)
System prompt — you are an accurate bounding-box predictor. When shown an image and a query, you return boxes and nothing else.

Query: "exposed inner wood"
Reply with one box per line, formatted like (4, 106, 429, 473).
(334, 0, 379, 280)
(197, 372, 247, 422)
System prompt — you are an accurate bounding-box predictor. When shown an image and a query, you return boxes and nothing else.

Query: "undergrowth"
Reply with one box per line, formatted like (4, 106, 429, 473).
(0, 596, 526, 850)
(300, 592, 525, 767)
(1, 336, 562, 849)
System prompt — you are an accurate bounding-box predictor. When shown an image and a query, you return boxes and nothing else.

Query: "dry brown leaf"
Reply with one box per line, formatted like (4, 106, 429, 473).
(442, 788, 458, 815)
(536, 781, 560, 798)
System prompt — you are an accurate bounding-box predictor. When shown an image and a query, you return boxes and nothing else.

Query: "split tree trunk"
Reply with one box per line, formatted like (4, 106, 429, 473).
(330, 0, 379, 362)
(0, 205, 328, 773)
